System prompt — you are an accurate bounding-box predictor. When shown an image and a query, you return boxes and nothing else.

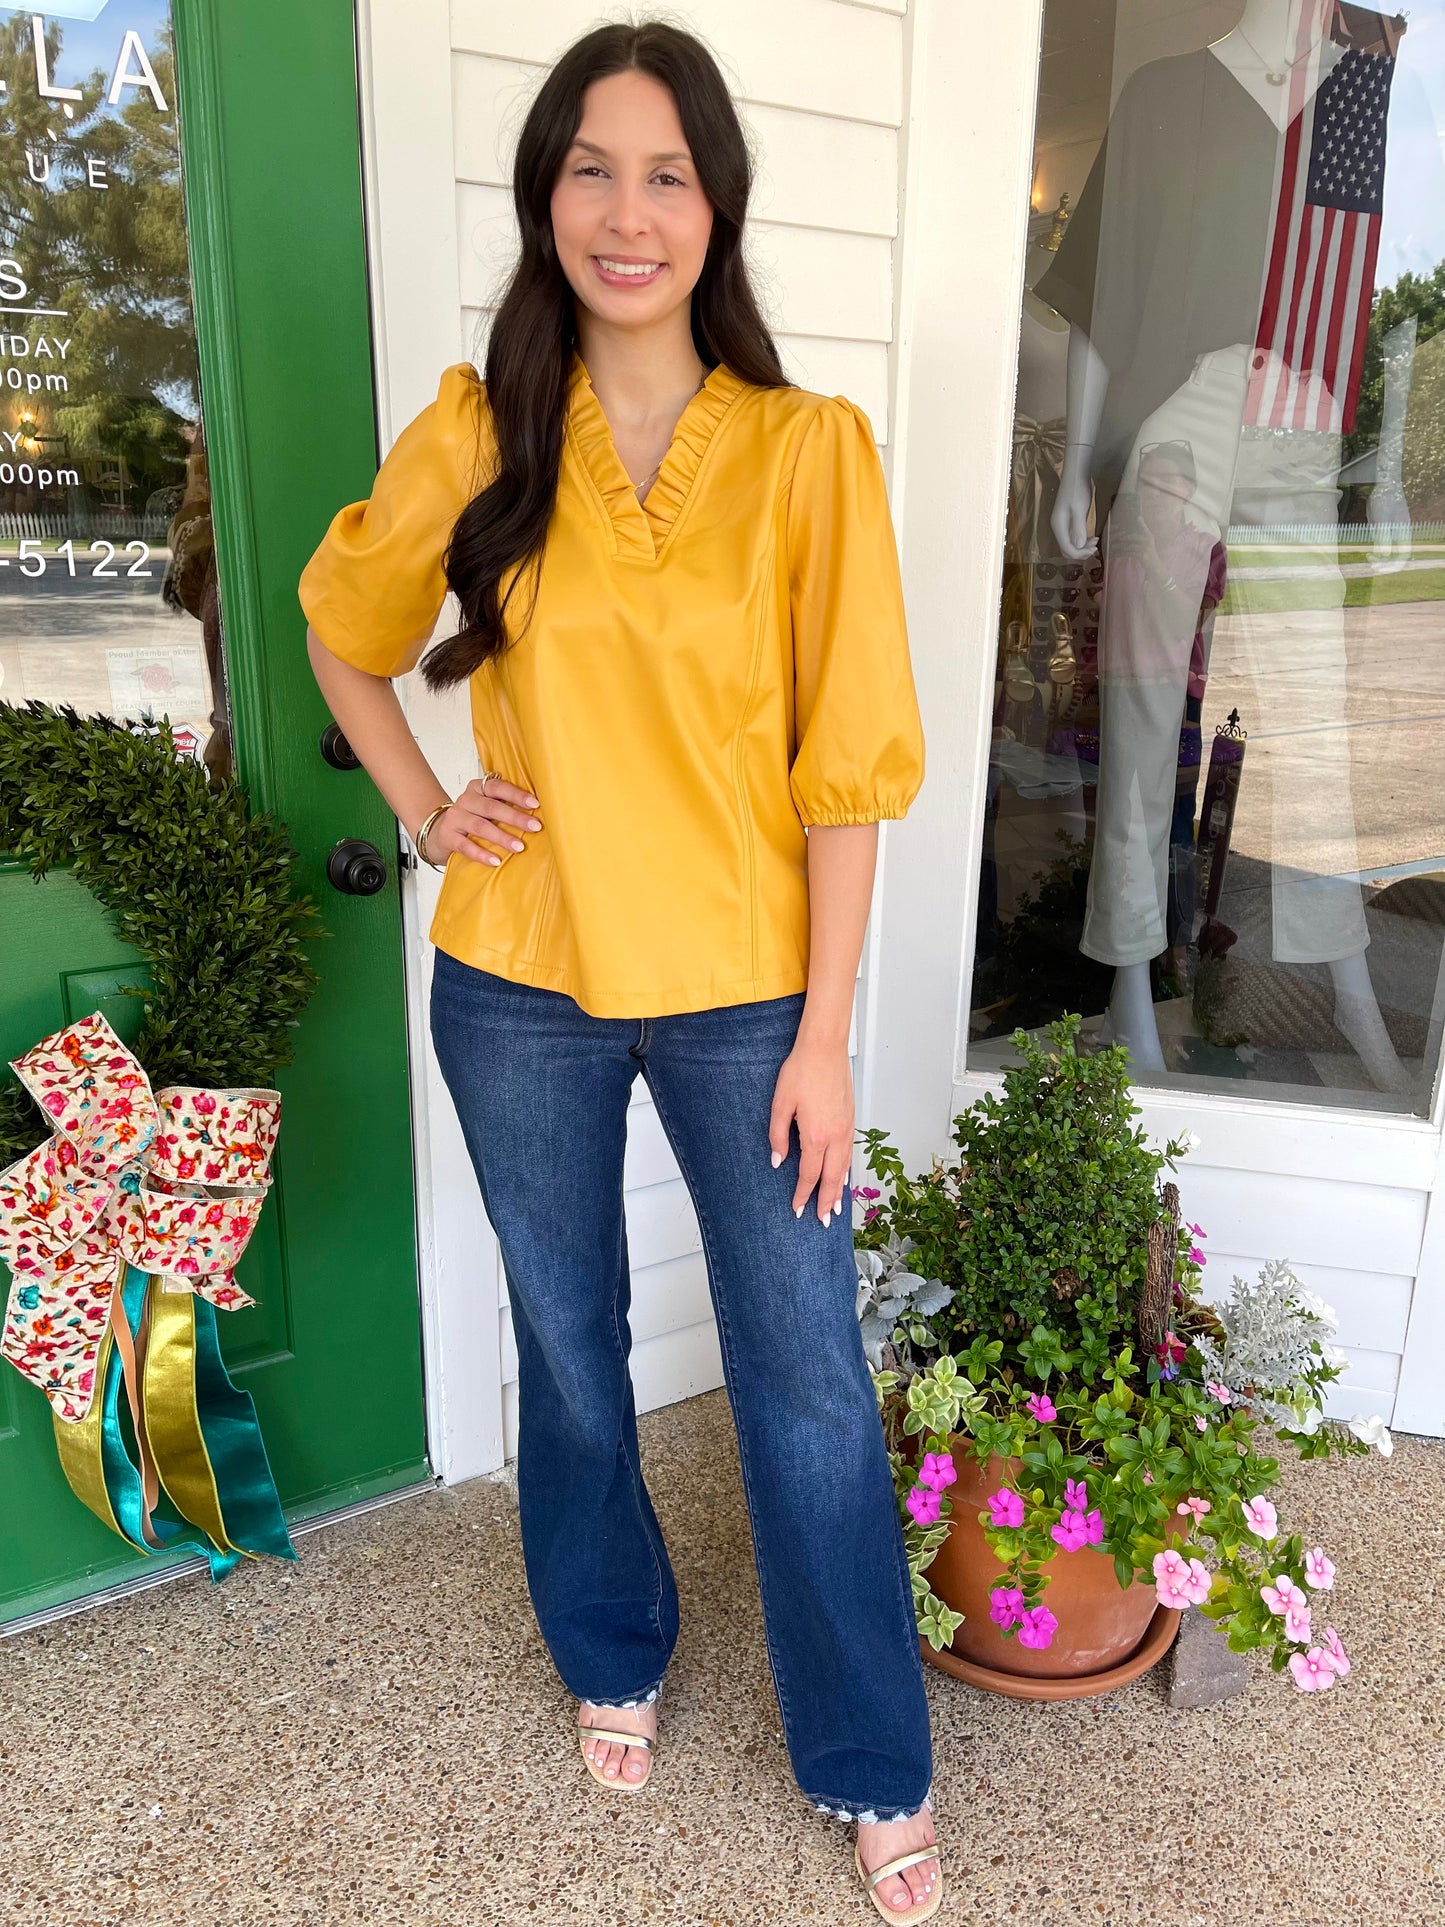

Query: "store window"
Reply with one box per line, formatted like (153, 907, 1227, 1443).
(972, 0, 1445, 1115)
(0, 4, 232, 782)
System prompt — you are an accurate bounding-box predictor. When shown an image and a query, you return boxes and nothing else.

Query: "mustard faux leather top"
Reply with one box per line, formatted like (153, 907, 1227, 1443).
(298, 354, 926, 1017)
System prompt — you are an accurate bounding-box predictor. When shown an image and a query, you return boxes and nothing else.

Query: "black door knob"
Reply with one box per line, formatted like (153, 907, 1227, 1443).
(327, 838, 388, 896)
(319, 722, 361, 770)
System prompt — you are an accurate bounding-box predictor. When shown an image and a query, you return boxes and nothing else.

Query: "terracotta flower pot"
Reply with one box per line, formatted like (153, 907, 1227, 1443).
(925, 1448, 1166, 1681)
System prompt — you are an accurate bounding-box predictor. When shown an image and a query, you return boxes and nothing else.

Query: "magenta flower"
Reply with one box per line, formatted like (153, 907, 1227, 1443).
(989, 1586, 1025, 1628)
(1240, 1495, 1278, 1541)
(1303, 1547, 1336, 1591)
(1017, 1605, 1058, 1650)
(906, 1483, 942, 1527)
(1289, 1648, 1339, 1692)
(987, 1487, 1025, 1529)
(917, 1452, 957, 1494)
(1176, 1495, 1211, 1522)
(1260, 1574, 1305, 1616)
(1026, 1392, 1057, 1424)
(1050, 1507, 1104, 1552)
(1322, 1626, 1352, 1677)
(1205, 1380, 1233, 1405)
(1155, 1332, 1186, 1372)
(1064, 1477, 1089, 1511)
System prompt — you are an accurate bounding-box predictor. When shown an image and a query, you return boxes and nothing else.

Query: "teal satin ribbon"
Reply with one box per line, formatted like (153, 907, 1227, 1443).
(60, 1265, 296, 1580)
(101, 1267, 243, 1579)
(189, 1291, 297, 1564)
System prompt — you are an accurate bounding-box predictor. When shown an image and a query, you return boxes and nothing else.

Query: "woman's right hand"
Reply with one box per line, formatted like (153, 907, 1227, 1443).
(421, 775, 542, 867)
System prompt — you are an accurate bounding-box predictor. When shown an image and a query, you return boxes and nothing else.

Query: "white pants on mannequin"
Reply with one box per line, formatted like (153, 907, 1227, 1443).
(1077, 342, 1403, 1088)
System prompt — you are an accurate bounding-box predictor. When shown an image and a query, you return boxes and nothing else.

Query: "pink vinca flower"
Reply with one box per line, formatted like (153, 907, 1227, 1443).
(1181, 1558, 1212, 1606)
(1195, 1417, 1208, 1432)
(906, 1484, 942, 1527)
(1240, 1496, 1278, 1541)
(1153, 1550, 1210, 1610)
(1026, 1393, 1057, 1424)
(1303, 1547, 1336, 1591)
(1016, 1606, 1058, 1651)
(1206, 1381, 1233, 1405)
(1289, 1648, 1338, 1693)
(918, 1452, 957, 1494)
(1051, 1508, 1105, 1552)
(1283, 1599, 1313, 1645)
(1064, 1477, 1089, 1511)
(987, 1488, 1025, 1530)
(1321, 1626, 1351, 1678)
(1176, 1495, 1212, 1522)
(1260, 1574, 1305, 1617)
(989, 1586, 1025, 1629)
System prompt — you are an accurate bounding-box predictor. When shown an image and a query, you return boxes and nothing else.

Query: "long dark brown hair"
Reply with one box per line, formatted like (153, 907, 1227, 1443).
(420, 20, 790, 691)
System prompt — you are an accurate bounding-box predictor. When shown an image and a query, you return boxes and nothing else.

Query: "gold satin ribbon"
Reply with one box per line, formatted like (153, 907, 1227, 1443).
(142, 1283, 240, 1557)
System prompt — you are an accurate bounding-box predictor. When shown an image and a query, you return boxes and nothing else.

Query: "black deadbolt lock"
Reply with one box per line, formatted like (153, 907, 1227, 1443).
(327, 838, 388, 896)
(319, 721, 362, 771)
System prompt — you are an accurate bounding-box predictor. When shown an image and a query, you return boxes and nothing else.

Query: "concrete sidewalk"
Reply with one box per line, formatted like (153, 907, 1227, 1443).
(5, 1389, 1441, 1927)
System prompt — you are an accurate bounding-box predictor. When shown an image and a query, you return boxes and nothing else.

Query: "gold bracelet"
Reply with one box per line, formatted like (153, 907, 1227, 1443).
(414, 802, 450, 871)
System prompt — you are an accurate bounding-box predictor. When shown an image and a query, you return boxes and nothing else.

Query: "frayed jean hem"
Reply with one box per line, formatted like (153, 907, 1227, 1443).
(579, 1683, 662, 1712)
(811, 1783, 933, 1826)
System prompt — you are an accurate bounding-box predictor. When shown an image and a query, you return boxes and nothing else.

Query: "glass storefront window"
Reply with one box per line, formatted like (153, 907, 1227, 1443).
(973, 0, 1445, 1115)
(0, 4, 233, 782)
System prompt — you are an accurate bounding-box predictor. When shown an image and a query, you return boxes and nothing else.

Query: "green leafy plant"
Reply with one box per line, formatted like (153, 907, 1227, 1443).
(857, 1017, 1391, 1690)
(0, 702, 323, 1166)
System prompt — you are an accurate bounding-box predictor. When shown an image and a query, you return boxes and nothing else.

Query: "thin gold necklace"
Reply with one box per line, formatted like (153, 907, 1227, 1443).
(629, 369, 708, 501)
(1232, 19, 1325, 87)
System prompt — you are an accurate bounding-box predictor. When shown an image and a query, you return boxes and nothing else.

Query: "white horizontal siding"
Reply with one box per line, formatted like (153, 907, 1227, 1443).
(449, 0, 904, 123)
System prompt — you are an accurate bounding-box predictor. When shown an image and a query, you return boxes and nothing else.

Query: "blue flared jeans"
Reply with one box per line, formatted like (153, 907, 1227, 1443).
(429, 947, 933, 1824)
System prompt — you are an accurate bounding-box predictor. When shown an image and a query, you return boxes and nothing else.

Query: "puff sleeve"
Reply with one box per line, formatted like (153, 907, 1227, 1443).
(298, 362, 491, 678)
(784, 396, 925, 827)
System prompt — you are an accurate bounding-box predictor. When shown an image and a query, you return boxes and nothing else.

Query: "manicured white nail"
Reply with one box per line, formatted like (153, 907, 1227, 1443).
(794, 1204, 803, 1218)
(770, 1150, 782, 1168)
(823, 1209, 832, 1226)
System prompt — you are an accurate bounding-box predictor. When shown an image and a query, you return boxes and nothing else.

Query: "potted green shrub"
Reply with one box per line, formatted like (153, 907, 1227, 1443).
(854, 1016, 1390, 1698)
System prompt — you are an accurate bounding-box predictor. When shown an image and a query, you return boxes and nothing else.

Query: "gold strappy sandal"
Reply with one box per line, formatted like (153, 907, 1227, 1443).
(853, 1841, 944, 1923)
(576, 1712, 655, 1792)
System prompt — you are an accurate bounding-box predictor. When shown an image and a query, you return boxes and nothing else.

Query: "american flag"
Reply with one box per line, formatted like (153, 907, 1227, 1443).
(1244, 24, 1399, 434)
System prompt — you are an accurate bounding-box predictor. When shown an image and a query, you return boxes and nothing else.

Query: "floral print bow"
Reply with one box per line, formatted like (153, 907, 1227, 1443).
(0, 1012, 280, 1423)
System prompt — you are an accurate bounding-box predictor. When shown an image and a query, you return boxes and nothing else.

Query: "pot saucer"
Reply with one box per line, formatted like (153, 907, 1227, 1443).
(919, 1604, 1180, 1701)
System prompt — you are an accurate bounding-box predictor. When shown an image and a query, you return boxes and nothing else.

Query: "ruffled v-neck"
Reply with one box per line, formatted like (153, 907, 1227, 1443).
(566, 354, 746, 561)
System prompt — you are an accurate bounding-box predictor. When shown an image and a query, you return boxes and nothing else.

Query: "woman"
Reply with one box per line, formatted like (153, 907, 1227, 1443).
(300, 22, 940, 1921)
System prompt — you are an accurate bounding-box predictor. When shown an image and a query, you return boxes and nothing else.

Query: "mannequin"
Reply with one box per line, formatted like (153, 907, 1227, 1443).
(1046, 0, 1408, 1090)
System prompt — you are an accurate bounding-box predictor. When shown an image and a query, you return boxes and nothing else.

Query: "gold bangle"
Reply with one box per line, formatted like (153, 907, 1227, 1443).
(415, 802, 450, 871)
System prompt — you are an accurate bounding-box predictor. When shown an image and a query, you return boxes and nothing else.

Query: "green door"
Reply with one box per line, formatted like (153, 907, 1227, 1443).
(0, 0, 428, 1623)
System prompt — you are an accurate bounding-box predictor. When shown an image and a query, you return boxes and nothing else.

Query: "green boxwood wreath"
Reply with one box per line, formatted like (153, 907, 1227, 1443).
(0, 702, 324, 1168)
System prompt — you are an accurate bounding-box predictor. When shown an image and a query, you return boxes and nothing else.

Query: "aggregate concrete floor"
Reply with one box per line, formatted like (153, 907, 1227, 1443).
(4, 1388, 1442, 1927)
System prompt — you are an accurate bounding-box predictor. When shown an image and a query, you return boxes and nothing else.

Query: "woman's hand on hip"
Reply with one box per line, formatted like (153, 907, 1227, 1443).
(769, 1035, 854, 1225)
(424, 776, 542, 867)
